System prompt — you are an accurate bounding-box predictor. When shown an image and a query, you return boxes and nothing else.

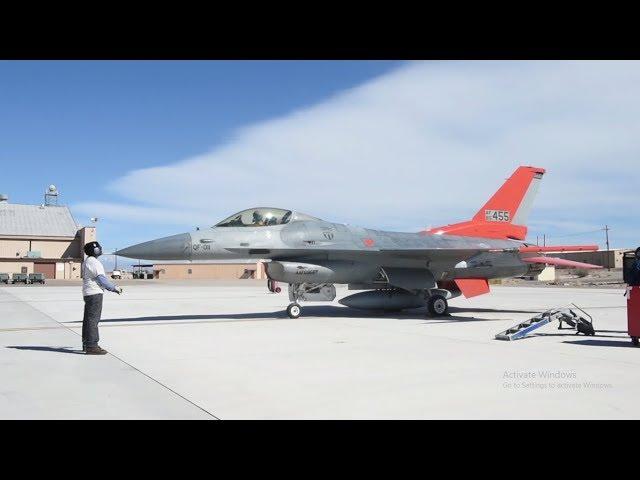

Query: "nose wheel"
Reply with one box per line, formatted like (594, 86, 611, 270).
(287, 303, 302, 319)
(427, 294, 448, 316)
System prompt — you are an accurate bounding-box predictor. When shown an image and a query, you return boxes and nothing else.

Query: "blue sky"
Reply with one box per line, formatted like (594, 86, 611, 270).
(0, 60, 399, 261)
(1, 61, 637, 268)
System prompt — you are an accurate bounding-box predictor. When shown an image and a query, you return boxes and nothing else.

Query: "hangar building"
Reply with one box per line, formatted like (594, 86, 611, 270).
(151, 260, 267, 280)
(556, 249, 627, 269)
(0, 191, 95, 280)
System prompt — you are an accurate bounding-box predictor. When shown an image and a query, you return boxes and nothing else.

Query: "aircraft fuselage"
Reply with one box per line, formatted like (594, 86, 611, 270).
(118, 218, 530, 289)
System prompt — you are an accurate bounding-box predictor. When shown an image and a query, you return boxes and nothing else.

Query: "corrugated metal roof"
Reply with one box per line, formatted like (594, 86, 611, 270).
(0, 203, 79, 238)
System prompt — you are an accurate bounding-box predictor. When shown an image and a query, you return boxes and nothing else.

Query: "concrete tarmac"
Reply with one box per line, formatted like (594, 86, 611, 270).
(0, 281, 637, 419)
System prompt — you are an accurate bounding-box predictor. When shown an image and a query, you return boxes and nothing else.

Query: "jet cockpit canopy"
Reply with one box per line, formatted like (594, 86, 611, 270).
(215, 208, 293, 228)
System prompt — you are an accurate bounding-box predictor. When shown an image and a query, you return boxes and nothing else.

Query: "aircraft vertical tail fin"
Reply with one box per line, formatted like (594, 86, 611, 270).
(471, 166, 545, 227)
(424, 166, 545, 240)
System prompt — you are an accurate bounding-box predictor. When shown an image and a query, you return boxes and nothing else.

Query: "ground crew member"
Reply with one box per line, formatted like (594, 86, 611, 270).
(82, 241, 122, 355)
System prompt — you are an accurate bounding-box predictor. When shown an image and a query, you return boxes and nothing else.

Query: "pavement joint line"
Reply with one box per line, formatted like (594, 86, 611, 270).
(0, 326, 69, 332)
(0, 288, 220, 420)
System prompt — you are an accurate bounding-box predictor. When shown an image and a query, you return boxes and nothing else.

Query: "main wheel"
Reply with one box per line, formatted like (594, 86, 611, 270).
(287, 303, 302, 319)
(427, 295, 449, 316)
(632, 337, 639, 347)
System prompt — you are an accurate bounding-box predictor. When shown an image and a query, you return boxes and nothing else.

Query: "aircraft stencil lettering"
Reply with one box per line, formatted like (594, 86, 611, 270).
(296, 269, 318, 275)
(117, 166, 602, 318)
(485, 210, 510, 222)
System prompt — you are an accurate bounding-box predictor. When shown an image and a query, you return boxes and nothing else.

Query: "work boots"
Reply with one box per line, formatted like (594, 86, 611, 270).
(84, 345, 108, 355)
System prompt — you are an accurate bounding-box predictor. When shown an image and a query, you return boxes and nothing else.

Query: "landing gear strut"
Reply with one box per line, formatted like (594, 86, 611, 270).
(284, 283, 336, 318)
(427, 294, 449, 316)
(267, 279, 281, 293)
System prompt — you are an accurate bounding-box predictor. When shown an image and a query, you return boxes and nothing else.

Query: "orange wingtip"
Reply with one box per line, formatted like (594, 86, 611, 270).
(522, 256, 603, 269)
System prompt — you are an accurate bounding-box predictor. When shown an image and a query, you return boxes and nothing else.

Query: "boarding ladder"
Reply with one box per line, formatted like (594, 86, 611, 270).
(494, 304, 595, 341)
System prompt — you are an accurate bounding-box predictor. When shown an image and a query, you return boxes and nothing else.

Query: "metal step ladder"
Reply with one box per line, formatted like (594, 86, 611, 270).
(495, 304, 594, 341)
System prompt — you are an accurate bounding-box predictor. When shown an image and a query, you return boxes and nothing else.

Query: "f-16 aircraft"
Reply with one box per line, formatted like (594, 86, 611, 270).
(116, 166, 601, 318)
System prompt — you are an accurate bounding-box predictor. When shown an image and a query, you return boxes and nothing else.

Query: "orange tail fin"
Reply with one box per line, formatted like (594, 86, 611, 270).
(425, 166, 545, 240)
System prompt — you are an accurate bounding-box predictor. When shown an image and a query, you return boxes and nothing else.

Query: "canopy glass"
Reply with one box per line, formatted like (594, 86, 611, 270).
(215, 208, 292, 227)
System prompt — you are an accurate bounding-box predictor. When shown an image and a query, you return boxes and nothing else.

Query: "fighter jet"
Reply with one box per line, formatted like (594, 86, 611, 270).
(116, 166, 601, 318)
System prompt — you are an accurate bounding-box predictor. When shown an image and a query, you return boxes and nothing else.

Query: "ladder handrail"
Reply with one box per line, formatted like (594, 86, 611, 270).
(570, 302, 593, 323)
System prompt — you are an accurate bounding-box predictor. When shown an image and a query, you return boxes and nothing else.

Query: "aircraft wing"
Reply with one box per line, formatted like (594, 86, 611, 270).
(518, 244, 602, 269)
(376, 248, 502, 261)
(226, 243, 602, 266)
(225, 247, 501, 260)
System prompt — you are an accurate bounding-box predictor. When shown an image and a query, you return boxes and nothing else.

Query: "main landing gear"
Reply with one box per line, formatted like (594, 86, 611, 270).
(427, 294, 449, 316)
(287, 303, 302, 319)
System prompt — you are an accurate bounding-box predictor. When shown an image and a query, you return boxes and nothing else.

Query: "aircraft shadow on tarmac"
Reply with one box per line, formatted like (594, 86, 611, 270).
(561, 339, 637, 348)
(6, 346, 84, 354)
(448, 307, 539, 315)
(64, 305, 536, 325)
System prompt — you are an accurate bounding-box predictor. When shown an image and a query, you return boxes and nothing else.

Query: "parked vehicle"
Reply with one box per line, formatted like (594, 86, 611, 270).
(111, 270, 122, 279)
(12, 273, 29, 284)
(0, 273, 9, 284)
(28, 273, 46, 284)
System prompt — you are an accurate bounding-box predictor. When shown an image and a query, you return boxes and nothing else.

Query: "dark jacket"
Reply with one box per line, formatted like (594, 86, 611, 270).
(630, 259, 640, 286)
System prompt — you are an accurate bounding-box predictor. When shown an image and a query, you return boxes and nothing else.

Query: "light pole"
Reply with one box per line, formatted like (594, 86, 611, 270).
(604, 225, 611, 271)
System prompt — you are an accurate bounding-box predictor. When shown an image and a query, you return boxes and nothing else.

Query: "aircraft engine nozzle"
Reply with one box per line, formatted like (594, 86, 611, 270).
(116, 233, 193, 260)
(339, 290, 426, 311)
(266, 261, 378, 284)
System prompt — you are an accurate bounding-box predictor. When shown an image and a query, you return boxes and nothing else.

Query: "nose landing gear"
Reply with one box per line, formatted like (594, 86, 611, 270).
(283, 283, 336, 318)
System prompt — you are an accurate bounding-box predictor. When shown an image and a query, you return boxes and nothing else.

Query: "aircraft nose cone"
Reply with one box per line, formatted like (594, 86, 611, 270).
(116, 233, 192, 260)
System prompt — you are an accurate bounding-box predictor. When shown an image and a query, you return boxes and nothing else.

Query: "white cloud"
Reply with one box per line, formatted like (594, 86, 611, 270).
(89, 61, 640, 245)
(73, 202, 212, 226)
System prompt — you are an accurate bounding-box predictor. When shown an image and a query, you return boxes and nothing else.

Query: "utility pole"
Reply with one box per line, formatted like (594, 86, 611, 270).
(114, 249, 118, 270)
(543, 234, 546, 247)
(604, 225, 611, 271)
